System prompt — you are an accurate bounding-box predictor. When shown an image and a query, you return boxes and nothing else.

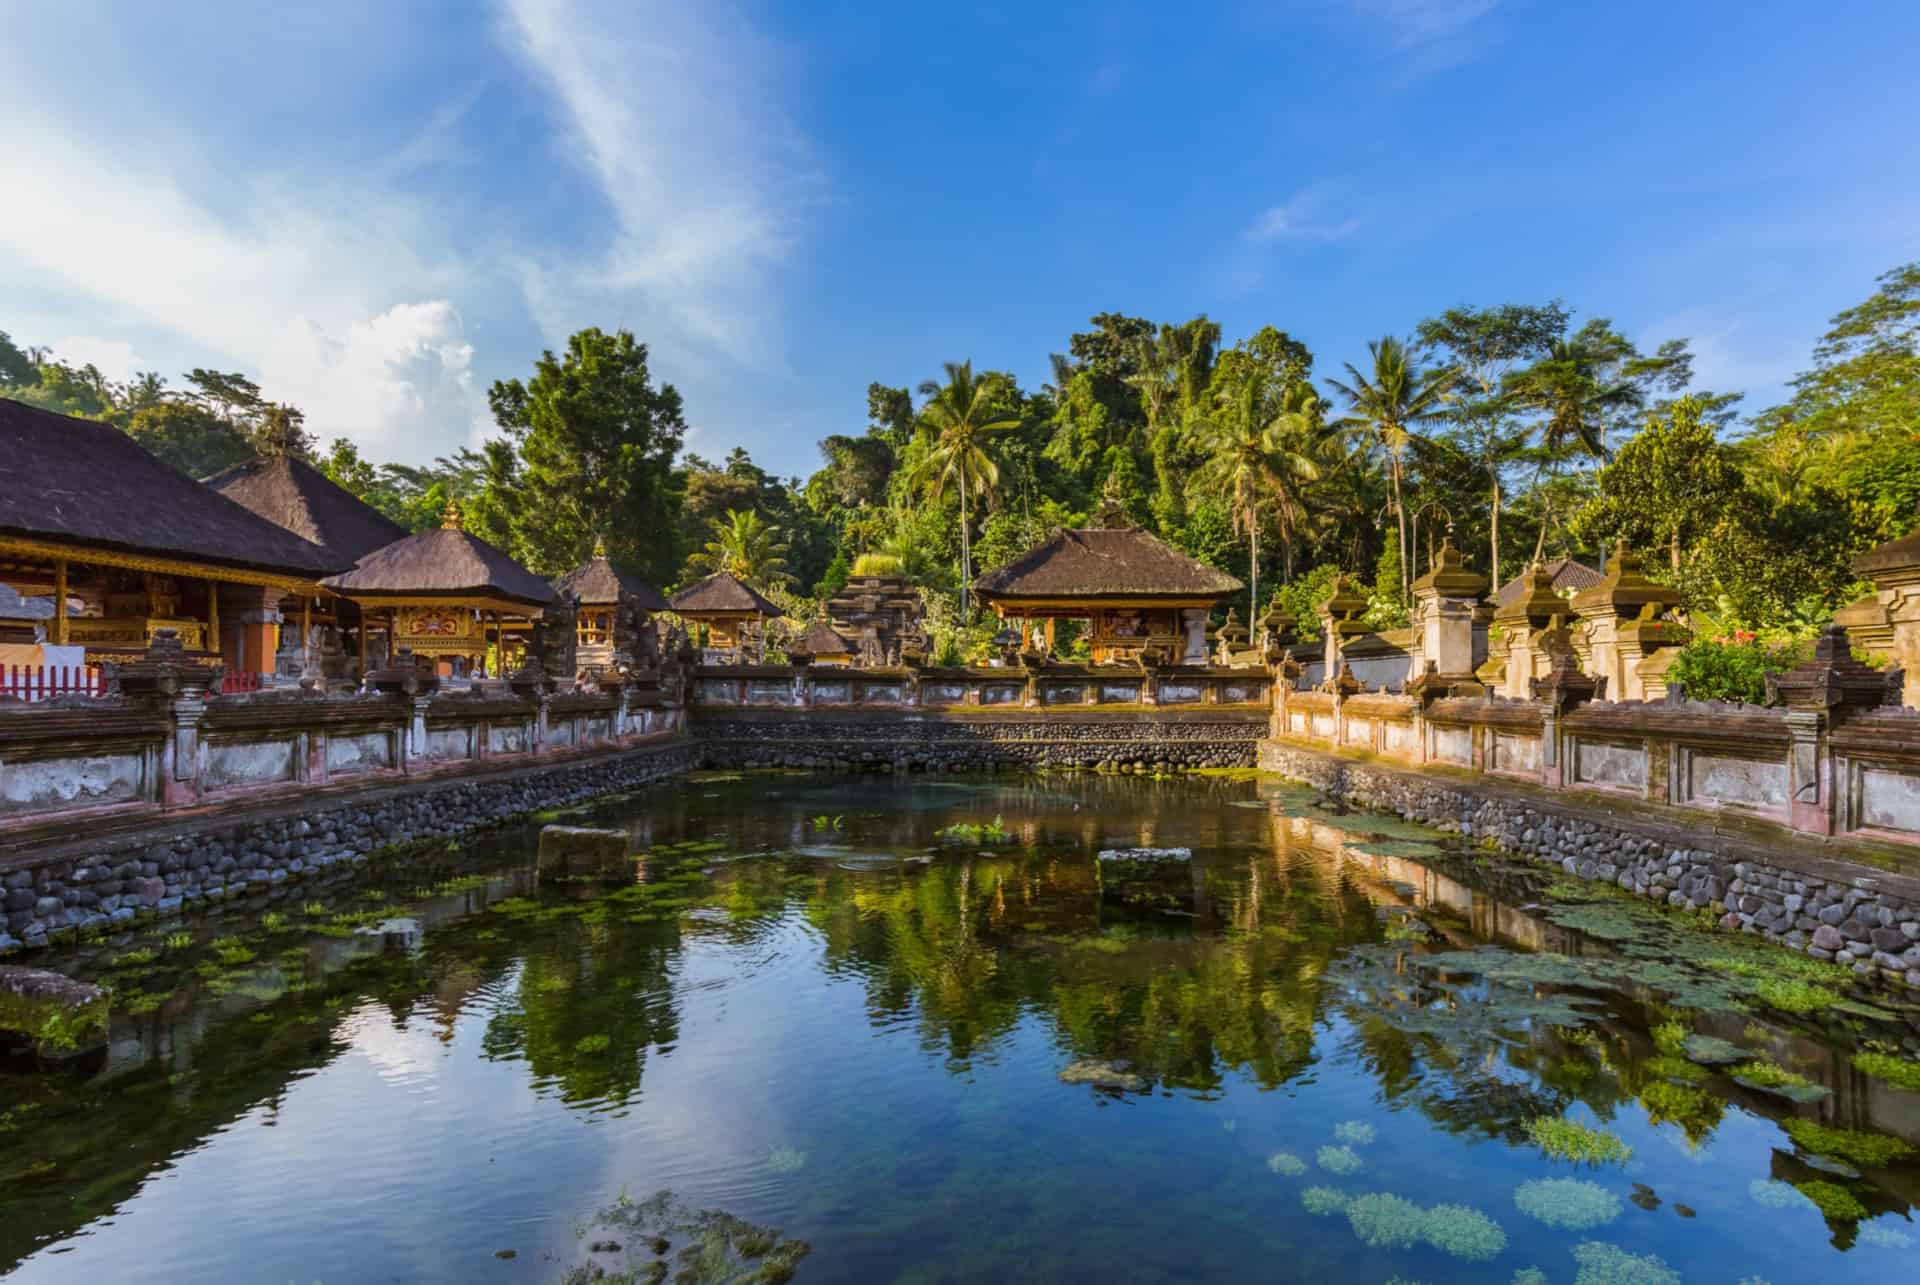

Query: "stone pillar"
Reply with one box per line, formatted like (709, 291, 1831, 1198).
(1318, 574, 1370, 684)
(1180, 608, 1209, 665)
(1569, 542, 1687, 702)
(1406, 539, 1488, 686)
(222, 584, 283, 680)
(1765, 625, 1888, 833)
(1493, 562, 1563, 700)
(115, 630, 215, 806)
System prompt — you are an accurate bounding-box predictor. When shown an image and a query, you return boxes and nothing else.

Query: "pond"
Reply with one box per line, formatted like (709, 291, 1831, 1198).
(4, 770, 1920, 1283)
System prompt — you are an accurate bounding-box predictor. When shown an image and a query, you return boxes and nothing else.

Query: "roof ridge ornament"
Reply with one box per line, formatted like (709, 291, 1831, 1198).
(441, 498, 464, 531)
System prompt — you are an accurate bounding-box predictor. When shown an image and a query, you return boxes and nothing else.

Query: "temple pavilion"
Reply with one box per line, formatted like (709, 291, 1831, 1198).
(321, 502, 555, 679)
(209, 452, 410, 681)
(972, 518, 1242, 664)
(554, 540, 669, 675)
(791, 612, 856, 666)
(668, 572, 782, 661)
(0, 398, 346, 676)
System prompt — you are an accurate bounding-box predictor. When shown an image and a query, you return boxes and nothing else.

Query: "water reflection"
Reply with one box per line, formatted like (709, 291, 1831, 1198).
(2, 771, 1918, 1282)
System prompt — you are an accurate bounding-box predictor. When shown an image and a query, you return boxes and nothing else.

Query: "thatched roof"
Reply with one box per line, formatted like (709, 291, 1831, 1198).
(0, 397, 346, 579)
(668, 572, 782, 617)
(973, 524, 1242, 601)
(796, 617, 855, 655)
(555, 552, 669, 610)
(208, 454, 409, 566)
(1493, 556, 1600, 609)
(321, 507, 554, 609)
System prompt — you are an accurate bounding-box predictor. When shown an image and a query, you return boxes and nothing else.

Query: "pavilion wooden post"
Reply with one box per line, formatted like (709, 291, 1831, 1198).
(301, 597, 312, 672)
(51, 558, 68, 645)
(358, 611, 369, 681)
(206, 579, 220, 655)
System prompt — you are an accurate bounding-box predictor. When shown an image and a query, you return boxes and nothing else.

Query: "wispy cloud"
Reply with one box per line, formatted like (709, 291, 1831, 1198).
(1246, 187, 1365, 244)
(1351, 0, 1503, 81)
(500, 0, 823, 374)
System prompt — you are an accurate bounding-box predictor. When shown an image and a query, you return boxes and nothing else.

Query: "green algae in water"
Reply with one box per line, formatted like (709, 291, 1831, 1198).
(1301, 1186, 1350, 1215)
(1512, 1270, 1549, 1285)
(1266, 1151, 1307, 1176)
(1333, 1119, 1377, 1146)
(1524, 1116, 1632, 1165)
(1570, 1240, 1681, 1285)
(1421, 1202, 1507, 1261)
(1781, 1117, 1914, 1168)
(1852, 1048, 1920, 1090)
(1513, 1178, 1624, 1231)
(1795, 1180, 1869, 1221)
(1345, 1192, 1425, 1248)
(1316, 1144, 1364, 1175)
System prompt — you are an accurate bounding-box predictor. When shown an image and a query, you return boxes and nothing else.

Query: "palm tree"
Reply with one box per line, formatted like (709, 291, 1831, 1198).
(1326, 337, 1455, 604)
(904, 361, 1022, 619)
(1189, 376, 1322, 621)
(687, 508, 793, 590)
(1509, 332, 1638, 464)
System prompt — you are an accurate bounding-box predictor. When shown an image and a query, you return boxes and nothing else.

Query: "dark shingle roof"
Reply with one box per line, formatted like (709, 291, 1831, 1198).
(207, 454, 409, 565)
(321, 527, 556, 608)
(1492, 556, 1601, 610)
(0, 397, 346, 579)
(555, 553, 669, 610)
(668, 572, 782, 616)
(973, 525, 1243, 600)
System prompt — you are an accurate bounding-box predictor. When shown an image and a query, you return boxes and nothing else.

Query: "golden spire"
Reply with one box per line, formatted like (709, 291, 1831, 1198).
(440, 498, 464, 531)
(593, 534, 608, 558)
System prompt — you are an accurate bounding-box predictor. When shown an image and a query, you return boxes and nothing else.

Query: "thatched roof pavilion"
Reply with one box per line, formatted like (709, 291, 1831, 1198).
(555, 541, 669, 671)
(668, 572, 782, 655)
(973, 521, 1241, 664)
(322, 501, 554, 675)
(0, 398, 345, 670)
(209, 454, 409, 566)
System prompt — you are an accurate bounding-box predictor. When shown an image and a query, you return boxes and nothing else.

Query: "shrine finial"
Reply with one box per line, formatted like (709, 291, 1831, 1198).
(441, 498, 465, 531)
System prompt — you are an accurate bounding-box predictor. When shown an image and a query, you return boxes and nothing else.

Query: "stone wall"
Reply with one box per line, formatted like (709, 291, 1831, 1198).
(0, 738, 693, 954)
(1258, 740, 1920, 987)
(693, 708, 1268, 773)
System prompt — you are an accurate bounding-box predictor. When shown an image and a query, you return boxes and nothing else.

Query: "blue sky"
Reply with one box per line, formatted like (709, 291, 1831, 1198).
(3, 0, 1916, 476)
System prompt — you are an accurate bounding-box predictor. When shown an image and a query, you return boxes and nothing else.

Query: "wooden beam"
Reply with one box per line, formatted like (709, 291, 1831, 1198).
(52, 558, 68, 646)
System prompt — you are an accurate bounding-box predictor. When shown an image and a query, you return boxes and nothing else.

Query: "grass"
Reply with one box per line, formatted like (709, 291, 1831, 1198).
(1851, 1048, 1920, 1091)
(1523, 1116, 1632, 1165)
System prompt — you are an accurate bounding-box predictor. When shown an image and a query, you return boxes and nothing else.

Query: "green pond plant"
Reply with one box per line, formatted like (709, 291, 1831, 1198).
(1794, 1180, 1869, 1221)
(1781, 1117, 1914, 1168)
(1524, 1115, 1632, 1165)
(1851, 1047, 1920, 1091)
(1569, 1239, 1681, 1285)
(1513, 1178, 1623, 1231)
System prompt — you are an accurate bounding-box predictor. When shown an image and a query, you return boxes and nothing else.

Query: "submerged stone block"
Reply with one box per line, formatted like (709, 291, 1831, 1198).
(537, 826, 632, 882)
(0, 965, 109, 1058)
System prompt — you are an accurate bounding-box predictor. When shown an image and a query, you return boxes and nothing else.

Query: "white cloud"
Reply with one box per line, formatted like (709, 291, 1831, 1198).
(48, 335, 146, 383)
(500, 0, 822, 373)
(1246, 188, 1364, 244)
(1351, 0, 1502, 79)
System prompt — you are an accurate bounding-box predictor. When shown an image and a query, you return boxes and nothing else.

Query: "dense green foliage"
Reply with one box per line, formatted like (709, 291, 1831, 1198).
(4, 260, 1914, 634)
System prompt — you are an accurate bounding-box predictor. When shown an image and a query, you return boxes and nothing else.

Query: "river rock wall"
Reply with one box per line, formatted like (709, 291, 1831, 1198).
(0, 739, 693, 953)
(1258, 740, 1920, 987)
(693, 710, 1268, 773)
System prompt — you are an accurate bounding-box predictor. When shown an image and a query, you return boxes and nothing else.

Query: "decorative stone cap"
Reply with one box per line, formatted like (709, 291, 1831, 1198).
(1569, 540, 1684, 618)
(1318, 663, 1362, 697)
(1406, 659, 1485, 704)
(1271, 648, 1304, 681)
(1409, 538, 1488, 600)
(1531, 648, 1600, 711)
(117, 628, 216, 702)
(1493, 561, 1565, 626)
(1318, 573, 1370, 622)
(1213, 607, 1249, 645)
(1256, 591, 1296, 637)
(368, 651, 441, 699)
(1852, 522, 1920, 588)
(1764, 625, 1887, 713)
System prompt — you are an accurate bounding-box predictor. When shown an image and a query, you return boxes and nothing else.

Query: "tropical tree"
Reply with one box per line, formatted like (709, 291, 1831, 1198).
(1326, 337, 1454, 603)
(904, 361, 1022, 619)
(686, 508, 794, 591)
(1190, 372, 1321, 621)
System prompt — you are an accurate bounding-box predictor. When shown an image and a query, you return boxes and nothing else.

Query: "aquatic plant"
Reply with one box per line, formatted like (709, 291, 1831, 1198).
(1793, 1180, 1867, 1221)
(1748, 1179, 1813, 1209)
(1730, 1058, 1813, 1089)
(1524, 1116, 1632, 1165)
(1513, 1178, 1623, 1231)
(935, 816, 1011, 845)
(1858, 1222, 1914, 1248)
(260, 911, 288, 933)
(1638, 1080, 1723, 1148)
(163, 930, 193, 950)
(1753, 976, 1841, 1013)
(302, 901, 329, 917)
(112, 948, 158, 968)
(1781, 1117, 1914, 1168)
(121, 990, 169, 1016)
(560, 1189, 809, 1285)
(1266, 1151, 1307, 1176)
(1333, 1120, 1377, 1146)
(809, 814, 843, 832)
(1345, 1193, 1425, 1249)
(1851, 1048, 1920, 1091)
(1641, 1054, 1710, 1084)
(209, 938, 257, 967)
(1316, 1144, 1364, 1175)
(1569, 1240, 1681, 1285)
(1421, 1203, 1507, 1261)
(1300, 1186, 1349, 1215)
(1512, 1270, 1548, 1285)
(766, 1146, 807, 1174)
